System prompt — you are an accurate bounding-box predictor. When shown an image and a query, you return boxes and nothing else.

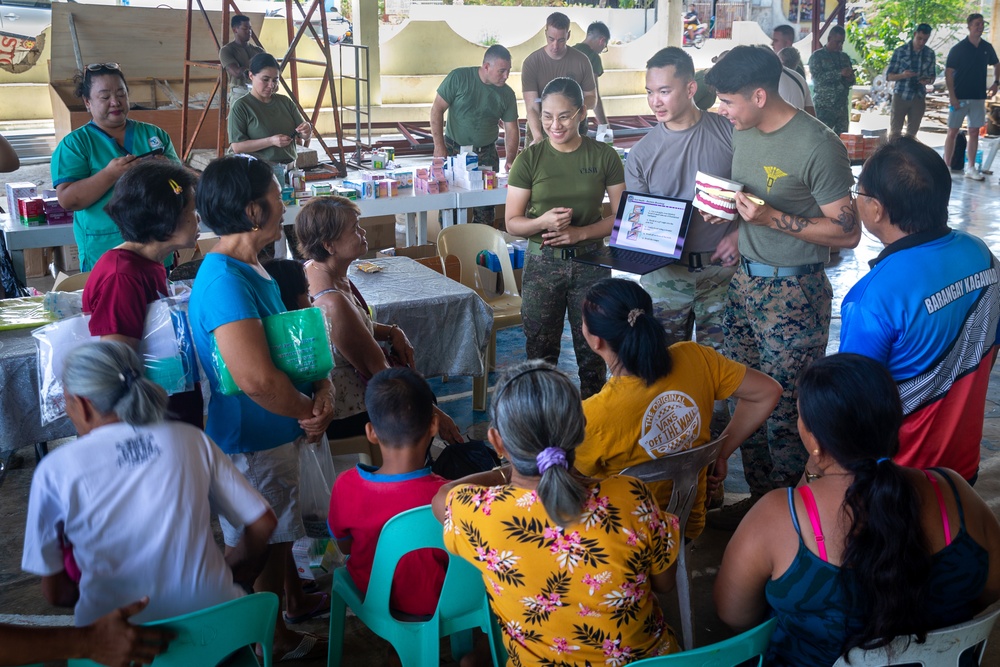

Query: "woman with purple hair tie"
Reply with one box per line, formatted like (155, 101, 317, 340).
(433, 360, 683, 665)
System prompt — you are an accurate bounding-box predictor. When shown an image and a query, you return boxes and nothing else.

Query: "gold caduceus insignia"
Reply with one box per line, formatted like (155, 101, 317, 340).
(763, 165, 788, 193)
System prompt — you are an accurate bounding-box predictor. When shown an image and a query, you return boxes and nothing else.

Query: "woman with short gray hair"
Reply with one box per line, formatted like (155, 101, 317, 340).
(22, 341, 277, 628)
(433, 361, 683, 664)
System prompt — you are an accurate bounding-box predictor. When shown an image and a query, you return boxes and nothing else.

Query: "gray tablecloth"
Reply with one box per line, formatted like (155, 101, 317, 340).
(0, 327, 76, 453)
(350, 256, 494, 378)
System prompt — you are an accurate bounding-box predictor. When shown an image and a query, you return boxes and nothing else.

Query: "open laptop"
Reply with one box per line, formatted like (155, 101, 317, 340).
(573, 191, 694, 275)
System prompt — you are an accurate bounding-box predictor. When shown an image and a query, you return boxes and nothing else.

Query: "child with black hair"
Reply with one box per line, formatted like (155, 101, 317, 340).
(327, 367, 448, 617)
(263, 259, 310, 312)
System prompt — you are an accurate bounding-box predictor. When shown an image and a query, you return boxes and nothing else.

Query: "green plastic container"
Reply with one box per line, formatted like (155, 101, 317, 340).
(212, 307, 333, 396)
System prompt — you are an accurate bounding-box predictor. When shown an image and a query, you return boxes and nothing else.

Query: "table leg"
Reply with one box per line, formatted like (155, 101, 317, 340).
(9, 248, 26, 286)
(472, 329, 496, 412)
(417, 211, 428, 245)
(405, 212, 417, 246)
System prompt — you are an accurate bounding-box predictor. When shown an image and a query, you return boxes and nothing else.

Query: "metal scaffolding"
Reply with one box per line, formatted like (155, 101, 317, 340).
(179, 0, 347, 173)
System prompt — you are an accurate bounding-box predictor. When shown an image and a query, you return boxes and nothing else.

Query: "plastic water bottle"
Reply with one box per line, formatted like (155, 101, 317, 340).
(976, 149, 983, 169)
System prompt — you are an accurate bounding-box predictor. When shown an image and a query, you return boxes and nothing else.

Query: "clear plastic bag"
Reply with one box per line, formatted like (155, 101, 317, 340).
(33, 314, 97, 424)
(298, 434, 337, 539)
(140, 295, 199, 396)
(0, 295, 58, 330)
(211, 307, 334, 396)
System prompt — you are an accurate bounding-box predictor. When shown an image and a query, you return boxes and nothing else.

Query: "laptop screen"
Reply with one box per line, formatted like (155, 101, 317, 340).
(609, 191, 693, 259)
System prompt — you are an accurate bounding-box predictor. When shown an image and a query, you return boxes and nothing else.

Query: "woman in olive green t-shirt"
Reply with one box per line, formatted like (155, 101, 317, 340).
(228, 53, 312, 166)
(505, 77, 625, 398)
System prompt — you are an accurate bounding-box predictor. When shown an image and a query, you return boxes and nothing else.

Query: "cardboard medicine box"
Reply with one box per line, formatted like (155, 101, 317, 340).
(5, 182, 36, 218)
(55, 245, 81, 273)
(376, 244, 437, 260)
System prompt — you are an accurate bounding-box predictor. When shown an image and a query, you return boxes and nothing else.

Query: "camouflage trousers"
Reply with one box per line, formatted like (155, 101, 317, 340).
(815, 98, 850, 136)
(444, 138, 500, 226)
(639, 261, 736, 350)
(723, 268, 832, 496)
(521, 249, 609, 399)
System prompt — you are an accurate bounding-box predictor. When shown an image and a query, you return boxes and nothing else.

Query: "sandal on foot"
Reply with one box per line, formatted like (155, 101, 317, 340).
(283, 592, 330, 624)
(276, 632, 327, 662)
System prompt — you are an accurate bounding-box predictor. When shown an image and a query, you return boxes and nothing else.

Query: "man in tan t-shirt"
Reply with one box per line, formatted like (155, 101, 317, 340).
(219, 15, 264, 106)
(521, 11, 597, 145)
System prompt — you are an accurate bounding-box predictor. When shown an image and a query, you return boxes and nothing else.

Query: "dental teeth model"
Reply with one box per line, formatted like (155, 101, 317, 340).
(694, 171, 744, 221)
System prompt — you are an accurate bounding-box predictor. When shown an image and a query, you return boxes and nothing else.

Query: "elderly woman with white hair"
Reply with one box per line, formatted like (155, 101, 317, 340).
(21, 341, 276, 627)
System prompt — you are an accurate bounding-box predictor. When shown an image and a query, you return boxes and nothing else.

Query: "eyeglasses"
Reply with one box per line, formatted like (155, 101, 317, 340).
(86, 62, 121, 72)
(849, 183, 869, 201)
(542, 109, 581, 125)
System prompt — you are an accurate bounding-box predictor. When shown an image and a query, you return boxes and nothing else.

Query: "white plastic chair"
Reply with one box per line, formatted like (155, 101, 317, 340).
(832, 606, 1000, 667)
(436, 224, 522, 411)
(620, 436, 727, 651)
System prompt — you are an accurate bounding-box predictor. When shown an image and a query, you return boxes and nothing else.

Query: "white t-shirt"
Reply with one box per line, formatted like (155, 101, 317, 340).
(779, 67, 814, 111)
(22, 421, 269, 626)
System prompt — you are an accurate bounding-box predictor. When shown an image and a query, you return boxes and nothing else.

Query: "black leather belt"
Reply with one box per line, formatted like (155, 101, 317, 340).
(682, 250, 715, 270)
(527, 239, 600, 260)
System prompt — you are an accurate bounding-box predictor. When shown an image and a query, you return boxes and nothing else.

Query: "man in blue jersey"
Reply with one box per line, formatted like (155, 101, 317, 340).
(840, 137, 1000, 483)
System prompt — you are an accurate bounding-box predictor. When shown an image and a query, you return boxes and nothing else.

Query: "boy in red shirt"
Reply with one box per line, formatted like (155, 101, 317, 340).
(327, 368, 448, 617)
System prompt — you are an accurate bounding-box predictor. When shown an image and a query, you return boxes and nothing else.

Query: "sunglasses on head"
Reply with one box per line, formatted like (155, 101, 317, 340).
(85, 62, 122, 73)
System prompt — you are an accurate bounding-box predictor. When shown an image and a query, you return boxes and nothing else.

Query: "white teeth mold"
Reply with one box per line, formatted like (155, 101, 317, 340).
(693, 171, 745, 221)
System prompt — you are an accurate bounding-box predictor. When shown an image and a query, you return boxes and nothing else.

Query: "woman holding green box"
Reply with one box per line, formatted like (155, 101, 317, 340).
(188, 154, 332, 662)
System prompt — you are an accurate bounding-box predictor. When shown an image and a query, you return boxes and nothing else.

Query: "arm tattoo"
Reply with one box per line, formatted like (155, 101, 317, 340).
(832, 205, 858, 233)
(771, 213, 814, 233)
(770, 204, 858, 235)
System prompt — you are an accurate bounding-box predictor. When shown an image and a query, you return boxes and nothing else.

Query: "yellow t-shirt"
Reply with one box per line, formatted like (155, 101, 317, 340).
(578, 341, 747, 540)
(443, 475, 681, 664)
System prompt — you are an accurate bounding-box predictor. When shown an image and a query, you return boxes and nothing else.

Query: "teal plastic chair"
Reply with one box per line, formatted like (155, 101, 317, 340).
(69, 592, 278, 667)
(327, 505, 501, 667)
(631, 618, 777, 666)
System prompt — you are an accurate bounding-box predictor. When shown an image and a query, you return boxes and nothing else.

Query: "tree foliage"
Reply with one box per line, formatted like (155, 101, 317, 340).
(847, 0, 970, 84)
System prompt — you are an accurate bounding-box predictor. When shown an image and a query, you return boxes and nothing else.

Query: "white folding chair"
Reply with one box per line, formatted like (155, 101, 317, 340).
(620, 435, 726, 651)
(832, 606, 1000, 667)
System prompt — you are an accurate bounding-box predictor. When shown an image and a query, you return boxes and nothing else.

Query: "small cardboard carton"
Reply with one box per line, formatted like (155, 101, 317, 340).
(376, 244, 437, 260)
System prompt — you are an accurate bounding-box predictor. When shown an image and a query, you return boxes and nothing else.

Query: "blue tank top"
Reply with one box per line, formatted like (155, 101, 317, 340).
(764, 470, 989, 666)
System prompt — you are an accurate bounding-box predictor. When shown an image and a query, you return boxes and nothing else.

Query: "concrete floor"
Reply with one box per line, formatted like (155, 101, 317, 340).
(3, 116, 1000, 665)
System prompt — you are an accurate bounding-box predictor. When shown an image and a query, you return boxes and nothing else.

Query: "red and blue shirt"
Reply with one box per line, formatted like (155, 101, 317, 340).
(840, 228, 1000, 480)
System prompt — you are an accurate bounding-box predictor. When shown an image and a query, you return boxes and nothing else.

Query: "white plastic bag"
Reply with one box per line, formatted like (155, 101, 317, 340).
(298, 434, 338, 539)
(33, 314, 97, 425)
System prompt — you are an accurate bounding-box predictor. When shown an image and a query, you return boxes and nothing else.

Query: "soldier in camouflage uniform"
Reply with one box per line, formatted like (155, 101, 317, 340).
(625, 47, 739, 351)
(521, 252, 611, 396)
(431, 45, 521, 226)
(505, 77, 626, 399)
(808, 26, 855, 135)
(705, 47, 859, 529)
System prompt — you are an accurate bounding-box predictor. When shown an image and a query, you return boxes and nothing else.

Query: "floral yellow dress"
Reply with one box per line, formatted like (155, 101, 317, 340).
(443, 475, 680, 666)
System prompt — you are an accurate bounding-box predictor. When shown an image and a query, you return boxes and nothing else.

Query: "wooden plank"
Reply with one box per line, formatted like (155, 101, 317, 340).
(49, 3, 264, 83)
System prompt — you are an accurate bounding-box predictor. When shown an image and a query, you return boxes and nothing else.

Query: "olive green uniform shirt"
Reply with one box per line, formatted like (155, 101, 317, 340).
(219, 41, 264, 89)
(731, 111, 853, 266)
(508, 137, 624, 245)
(572, 42, 604, 78)
(436, 66, 518, 148)
(228, 93, 304, 165)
